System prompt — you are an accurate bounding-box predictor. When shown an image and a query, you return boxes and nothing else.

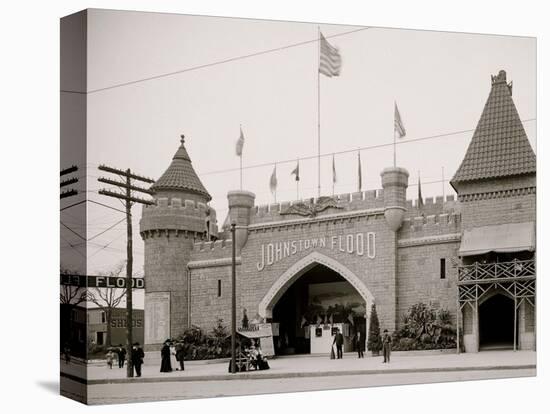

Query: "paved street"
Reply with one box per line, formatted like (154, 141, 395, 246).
(62, 368, 534, 405)
(60, 350, 535, 404)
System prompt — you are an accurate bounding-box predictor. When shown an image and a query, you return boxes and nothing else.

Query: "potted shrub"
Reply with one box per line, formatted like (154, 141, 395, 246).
(367, 304, 382, 356)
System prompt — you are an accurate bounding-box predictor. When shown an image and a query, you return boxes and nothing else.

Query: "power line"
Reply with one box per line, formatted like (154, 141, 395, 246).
(87, 217, 127, 242)
(198, 118, 536, 176)
(88, 199, 129, 215)
(61, 27, 370, 95)
(60, 221, 86, 241)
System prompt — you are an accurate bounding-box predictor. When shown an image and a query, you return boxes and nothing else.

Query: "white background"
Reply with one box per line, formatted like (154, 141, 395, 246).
(0, 0, 547, 412)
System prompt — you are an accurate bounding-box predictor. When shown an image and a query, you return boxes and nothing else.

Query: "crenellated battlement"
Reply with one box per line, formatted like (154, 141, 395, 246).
(140, 197, 209, 236)
(250, 189, 386, 224)
(248, 191, 459, 225)
(399, 210, 462, 240)
(404, 194, 459, 218)
(190, 238, 234, 262)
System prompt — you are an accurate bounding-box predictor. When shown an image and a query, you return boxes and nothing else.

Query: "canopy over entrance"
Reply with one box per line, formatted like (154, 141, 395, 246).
(458, 221, 535, 257)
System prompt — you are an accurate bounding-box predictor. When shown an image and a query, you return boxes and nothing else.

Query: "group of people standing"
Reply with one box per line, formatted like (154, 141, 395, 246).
(334, 328, 392, 362)
(103, 343, 145, 377)
(160, 339, 185, 373)
(105, 344, 127, 369)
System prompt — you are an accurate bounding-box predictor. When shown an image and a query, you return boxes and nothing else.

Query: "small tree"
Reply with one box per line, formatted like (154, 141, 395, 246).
(367, 303, 382, 354)
(86, 262, 127, 348)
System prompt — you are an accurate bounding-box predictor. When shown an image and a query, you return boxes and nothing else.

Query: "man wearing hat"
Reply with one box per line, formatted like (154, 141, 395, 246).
(382, 329, 392, 363)
(332, 327, 344, 359)
(116, 344, 126, 369)
(131, 342, 145, 377)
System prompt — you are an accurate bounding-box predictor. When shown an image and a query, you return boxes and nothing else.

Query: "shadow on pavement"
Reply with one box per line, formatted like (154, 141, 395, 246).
(36, 380, 59, 395)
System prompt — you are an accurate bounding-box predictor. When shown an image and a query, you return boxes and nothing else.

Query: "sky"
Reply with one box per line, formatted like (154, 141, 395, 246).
(60, 9, 536, 296)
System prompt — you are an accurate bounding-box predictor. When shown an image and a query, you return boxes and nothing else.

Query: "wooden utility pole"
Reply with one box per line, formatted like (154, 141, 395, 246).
(230, 223, 236, 374)
(98, 165, 154, 378)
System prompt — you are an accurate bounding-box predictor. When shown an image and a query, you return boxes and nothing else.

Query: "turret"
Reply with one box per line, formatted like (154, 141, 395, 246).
(227, 190, 256, 251)
(140, 135, 212, 348)
(380, 167, 409, 231)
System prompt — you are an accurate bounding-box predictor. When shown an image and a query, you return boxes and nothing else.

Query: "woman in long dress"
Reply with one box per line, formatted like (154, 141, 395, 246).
(169, 341, 178, 370)
(160, 340, 173, 372)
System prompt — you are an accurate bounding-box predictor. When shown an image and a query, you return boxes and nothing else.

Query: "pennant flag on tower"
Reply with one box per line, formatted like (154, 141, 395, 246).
(332, 154, 337, 184)
(291, 160, 300, 181)
(316, 315, 322, 326)
(394, 102, 406, 139)
(269, 165, 278, 195)
(418, 173, 424, 209)
(301, 316, 308, 328)
(357, 151, 362, 192)
(329, 314, 333, 325)
(319, 32, 342, 77)
(235, 126, 245, 156)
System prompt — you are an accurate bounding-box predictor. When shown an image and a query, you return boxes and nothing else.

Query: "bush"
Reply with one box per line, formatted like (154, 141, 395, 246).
(176, 318, 232, 360)
(392, 303, 457, 351)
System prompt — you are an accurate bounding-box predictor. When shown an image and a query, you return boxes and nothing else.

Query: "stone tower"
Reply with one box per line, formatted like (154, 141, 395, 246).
(140, 135, 212, 348)
(380, 166, 409, 232)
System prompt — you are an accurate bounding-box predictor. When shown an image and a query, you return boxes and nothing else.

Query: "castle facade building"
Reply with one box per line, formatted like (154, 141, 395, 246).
(140, 70, 536, 354)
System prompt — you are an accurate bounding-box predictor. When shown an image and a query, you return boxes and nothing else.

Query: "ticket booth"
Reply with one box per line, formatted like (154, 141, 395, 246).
(310, 323, 351, 354)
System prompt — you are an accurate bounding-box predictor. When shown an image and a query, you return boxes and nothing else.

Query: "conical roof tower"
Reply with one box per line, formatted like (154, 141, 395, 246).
(451, 70, 535, 189)
(151, 135, 211, 201)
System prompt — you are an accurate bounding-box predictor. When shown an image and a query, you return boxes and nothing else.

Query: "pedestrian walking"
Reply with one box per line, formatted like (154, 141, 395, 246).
(116, 344, 126, 368)
(131, 342, 144, 377)
(63, 342, 71, 364)
(160, 339, 173, 372)
(106, 349, 115, 369)
(169, 340, 178, 370)
(353, 331, 365, 358)
(175, 340, 185, 371)
(382, 329, 392, 363)
(332, 327, 344, 359)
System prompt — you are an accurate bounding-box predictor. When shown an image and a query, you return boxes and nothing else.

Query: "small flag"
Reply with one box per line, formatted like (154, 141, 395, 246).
(236, 126, 245, 156)
(269, 165, 277, 195)
(319, 32, 342, 77)
(332, 154, 337, 184)
(291, 160, 300, 181)
(329, 314, 333, 325)
(316, 315, 322, 326)
(300, 316, 307, 328)
(394, 102, 406, 138)
(347, 313, 354, 326)
(357, 151, 362, 192)
(323, 314, 328, 325)
(418, 174, 424, 209)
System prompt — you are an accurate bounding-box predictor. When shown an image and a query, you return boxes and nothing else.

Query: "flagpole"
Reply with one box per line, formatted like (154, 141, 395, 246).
(317, 26, 321, 199)
(239, 124, 243, 190)
(441, 166, 445, 199)
(275, 163, 277, 203)
(296, 159, 299, 200)
(332, 153, 335, 196)
(393, 123, 397, 167)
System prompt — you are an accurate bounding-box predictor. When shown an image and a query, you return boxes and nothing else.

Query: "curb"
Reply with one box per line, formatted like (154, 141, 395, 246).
(62, 364, 536, 385)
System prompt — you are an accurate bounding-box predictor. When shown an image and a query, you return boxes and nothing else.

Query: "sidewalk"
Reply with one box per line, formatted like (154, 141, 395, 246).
(61, 350, 535, 384)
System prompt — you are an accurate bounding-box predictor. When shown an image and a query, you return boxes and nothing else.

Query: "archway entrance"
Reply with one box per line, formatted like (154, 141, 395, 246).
(271, 263, 366, 355)
(479, 293, 515, 350)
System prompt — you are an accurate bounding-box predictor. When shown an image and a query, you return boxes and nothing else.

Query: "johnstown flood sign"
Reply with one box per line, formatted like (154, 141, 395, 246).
(256, 231, 376, 271)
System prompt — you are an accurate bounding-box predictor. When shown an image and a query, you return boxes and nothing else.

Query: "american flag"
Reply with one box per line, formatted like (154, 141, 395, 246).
(319, 32, 342, 77)
(394, 102, 406, 138)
